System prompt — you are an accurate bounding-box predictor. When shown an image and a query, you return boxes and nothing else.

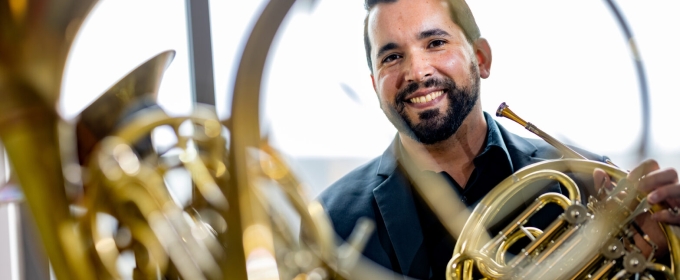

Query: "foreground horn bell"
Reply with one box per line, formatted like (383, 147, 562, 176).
(0, 1, 99, 279)
(76, 50, 231, 279)
(76, 50, 175, 164)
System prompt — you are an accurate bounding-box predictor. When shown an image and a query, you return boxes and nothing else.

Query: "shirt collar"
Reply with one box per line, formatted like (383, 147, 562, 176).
(393, 111, 515, 174)
(478, 112, 515, 173)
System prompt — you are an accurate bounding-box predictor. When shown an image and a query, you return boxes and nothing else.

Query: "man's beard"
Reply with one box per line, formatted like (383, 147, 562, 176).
(383, 65, 480, 145)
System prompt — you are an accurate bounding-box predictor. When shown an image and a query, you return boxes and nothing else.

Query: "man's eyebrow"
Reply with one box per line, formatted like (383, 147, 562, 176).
(418, 28, 450, 40)
(376, 42, 399, 60)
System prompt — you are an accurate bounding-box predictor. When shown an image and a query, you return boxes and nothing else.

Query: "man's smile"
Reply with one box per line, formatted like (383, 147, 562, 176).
(408, 90, 444, 103)
(405, 89, 447, 109)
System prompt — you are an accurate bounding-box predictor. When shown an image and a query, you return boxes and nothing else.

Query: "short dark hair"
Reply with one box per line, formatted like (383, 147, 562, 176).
(363, 0, 481, 72)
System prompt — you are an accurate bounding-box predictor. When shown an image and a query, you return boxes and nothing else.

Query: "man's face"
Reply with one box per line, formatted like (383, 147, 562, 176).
(368, 0, 482, 144)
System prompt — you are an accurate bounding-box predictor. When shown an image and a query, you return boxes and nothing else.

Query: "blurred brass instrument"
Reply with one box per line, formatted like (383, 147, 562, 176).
(0, 0, 99, 279)
(0, 0, 381, 279)
(446, 103, 680, 279)
(76, 50, 234, 279)
(72, 49, 359, 279)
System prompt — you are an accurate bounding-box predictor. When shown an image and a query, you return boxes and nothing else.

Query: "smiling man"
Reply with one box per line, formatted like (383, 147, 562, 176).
(317, 0, 680, 278)
(368, 0, 488, 186)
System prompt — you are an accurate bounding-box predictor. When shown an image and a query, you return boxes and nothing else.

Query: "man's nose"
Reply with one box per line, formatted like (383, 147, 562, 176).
(404, 53, 434, 83)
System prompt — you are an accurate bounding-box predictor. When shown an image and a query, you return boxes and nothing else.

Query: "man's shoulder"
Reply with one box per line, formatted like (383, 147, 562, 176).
(316, 156, 390, 238)
(318, 156, 387, 207)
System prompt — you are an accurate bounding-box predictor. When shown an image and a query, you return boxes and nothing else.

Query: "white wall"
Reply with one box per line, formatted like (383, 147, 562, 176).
(60, 0, 192, 120)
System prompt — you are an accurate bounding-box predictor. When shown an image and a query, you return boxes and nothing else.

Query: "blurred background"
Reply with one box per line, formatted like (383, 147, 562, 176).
(1, 0, 679, 278)
(57, 0, 680, 198)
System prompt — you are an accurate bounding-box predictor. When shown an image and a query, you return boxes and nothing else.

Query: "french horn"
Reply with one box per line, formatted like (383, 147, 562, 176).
(445, 103, 680, 279)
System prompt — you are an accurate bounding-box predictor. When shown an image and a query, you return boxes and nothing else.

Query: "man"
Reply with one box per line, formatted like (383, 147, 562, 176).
(318, 0, 680, 278)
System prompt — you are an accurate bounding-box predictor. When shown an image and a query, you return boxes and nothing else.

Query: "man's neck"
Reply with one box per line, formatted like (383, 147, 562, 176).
(400, 110, 488, 188)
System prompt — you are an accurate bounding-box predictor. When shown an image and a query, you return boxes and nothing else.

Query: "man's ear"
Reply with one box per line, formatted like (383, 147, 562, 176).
(474, 38, 492, 79)
(371, 74, 377, 92)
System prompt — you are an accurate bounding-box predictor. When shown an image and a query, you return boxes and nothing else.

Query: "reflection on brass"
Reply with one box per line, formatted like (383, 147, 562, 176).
(446, 103, 680, 279)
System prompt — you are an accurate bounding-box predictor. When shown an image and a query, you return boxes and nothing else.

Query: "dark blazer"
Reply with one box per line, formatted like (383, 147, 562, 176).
(317, 117, 608, 279)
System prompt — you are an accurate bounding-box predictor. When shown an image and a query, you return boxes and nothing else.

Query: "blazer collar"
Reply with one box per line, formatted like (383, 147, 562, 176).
(495, 120, 541, 169)
(376, 136, 401, 176)
(372, 136, 423, 275)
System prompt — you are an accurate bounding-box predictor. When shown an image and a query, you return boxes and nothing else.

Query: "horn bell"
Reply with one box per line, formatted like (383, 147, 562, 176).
(76, 50, 175, 164)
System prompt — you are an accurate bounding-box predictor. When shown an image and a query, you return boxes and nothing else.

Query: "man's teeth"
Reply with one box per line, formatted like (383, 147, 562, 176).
(409, 90, 444, 104)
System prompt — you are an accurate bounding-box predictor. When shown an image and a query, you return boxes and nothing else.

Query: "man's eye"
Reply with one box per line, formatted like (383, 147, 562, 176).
(382, 54, 401, 64)
(429, 39, 446, 48)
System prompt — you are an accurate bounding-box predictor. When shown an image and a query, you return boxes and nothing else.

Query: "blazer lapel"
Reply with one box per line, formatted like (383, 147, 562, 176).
(369, 123, 541, 276)
(497, 122, 540, 170)
(372, 138, 424, 276)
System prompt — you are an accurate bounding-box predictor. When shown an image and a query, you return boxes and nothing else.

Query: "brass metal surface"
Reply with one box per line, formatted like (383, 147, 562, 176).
(0, 0, 405, 278)
(0, 1, 98, 279)
(76, 50, 175, 164)
(446, 103, 680, 279)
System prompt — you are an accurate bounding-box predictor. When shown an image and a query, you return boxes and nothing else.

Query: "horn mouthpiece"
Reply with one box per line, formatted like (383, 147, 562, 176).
(495, 102, 528, 127)
(496, 102, 508, 117)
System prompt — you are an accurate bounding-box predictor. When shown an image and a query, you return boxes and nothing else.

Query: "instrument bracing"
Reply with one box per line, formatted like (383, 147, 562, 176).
(446, 102, 680, 279)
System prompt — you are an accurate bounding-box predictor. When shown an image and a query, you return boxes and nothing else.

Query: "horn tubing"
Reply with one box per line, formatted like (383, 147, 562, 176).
(495, 103, 680, 279)
(0, 111, 96, 279)
(496, 102, 586, 160)
(231, 0, 297, 278)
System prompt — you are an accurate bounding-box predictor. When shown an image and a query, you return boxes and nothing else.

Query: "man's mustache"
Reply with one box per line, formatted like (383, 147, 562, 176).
(395, 78, 454, 103)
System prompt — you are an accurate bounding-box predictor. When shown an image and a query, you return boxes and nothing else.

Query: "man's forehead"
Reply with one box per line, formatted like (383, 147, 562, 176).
(367, 0, 456, 44)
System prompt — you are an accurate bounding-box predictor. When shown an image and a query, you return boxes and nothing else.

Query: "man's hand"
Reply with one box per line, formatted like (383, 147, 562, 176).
(593, 159, 680, 258)
(635, 160, 680, 223)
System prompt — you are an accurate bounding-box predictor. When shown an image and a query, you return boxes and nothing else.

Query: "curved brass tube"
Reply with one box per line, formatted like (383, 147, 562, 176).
(496, 227, 542, 265)
(0, 1, 98, 279)
(448, 159, 627, 280)
(230, 0, 298, 277)
(448, 103, 680, 279)
(498, 103, 680, 279)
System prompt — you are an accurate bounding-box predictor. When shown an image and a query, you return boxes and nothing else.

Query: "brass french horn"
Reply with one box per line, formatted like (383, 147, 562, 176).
(446, 103, 680, 279)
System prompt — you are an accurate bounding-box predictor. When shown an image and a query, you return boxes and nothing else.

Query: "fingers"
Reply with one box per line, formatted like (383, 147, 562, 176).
(639, 168, 679, 194)
(593, 168, 613, 198)
(652, 208, 680, 224)
(628, 159, 660, 182)
(647, 182, 680, 204)
(592, 168, 610, 190)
